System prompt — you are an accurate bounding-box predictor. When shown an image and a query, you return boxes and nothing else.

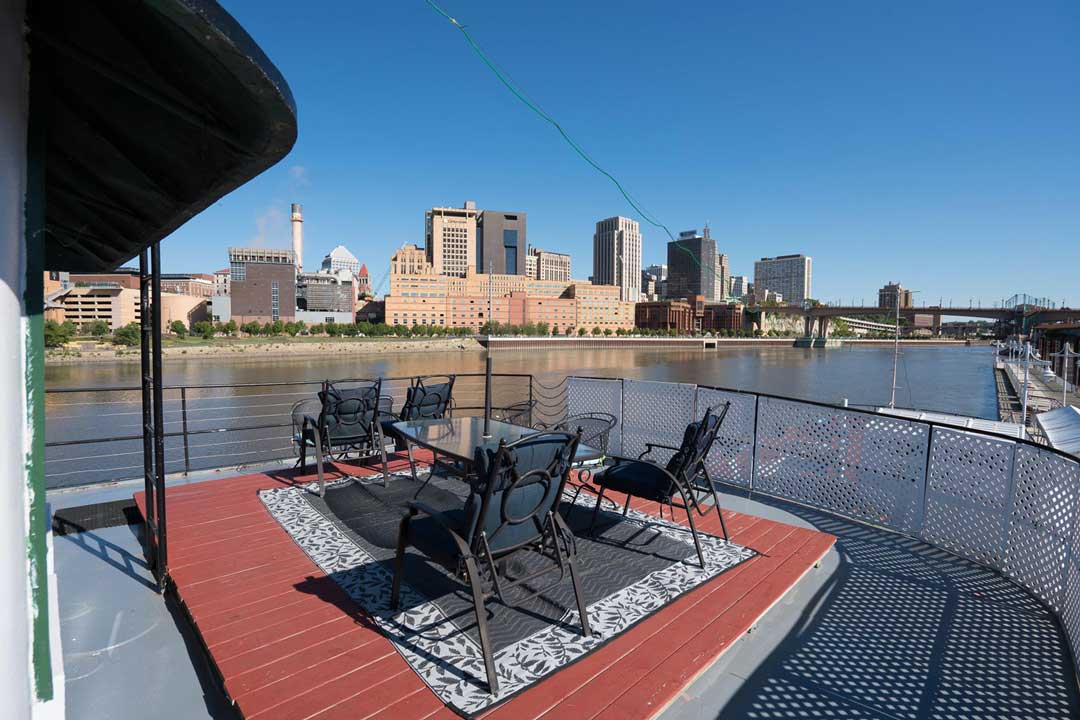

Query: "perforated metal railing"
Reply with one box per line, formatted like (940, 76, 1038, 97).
(563, 376, 1080, 672)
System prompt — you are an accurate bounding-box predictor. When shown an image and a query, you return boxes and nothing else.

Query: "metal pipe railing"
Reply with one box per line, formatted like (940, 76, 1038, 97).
(44, 372, 536, 486)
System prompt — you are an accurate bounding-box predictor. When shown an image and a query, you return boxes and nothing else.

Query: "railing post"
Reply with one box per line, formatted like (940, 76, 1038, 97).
(749, 394, 760, 494)
(482, 355, 492, 438)
(180, 386, 190, 474)
(917, 425, 934, 539)
(528, 374, 534, 427)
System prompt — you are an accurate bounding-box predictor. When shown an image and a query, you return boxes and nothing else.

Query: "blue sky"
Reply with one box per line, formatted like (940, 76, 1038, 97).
(161, 1, 1079, 307)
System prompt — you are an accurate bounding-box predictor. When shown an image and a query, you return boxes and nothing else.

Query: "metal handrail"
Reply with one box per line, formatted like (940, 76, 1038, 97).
(569, 374, 1079, 461)
(44, 373, 536, 482)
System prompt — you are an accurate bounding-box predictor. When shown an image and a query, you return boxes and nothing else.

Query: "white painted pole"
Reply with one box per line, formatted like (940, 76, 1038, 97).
(1065, 346, 1070, 408)
(1, 1, 35, 713)
(889, 293, 900, 408)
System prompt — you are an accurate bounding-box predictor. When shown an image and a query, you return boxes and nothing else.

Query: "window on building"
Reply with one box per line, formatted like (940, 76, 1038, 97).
(230, 261, 246, 282)
(271, 280, 279, 321)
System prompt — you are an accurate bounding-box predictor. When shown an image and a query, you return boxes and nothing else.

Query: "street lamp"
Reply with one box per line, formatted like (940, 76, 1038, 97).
(889, 289, 920, 408)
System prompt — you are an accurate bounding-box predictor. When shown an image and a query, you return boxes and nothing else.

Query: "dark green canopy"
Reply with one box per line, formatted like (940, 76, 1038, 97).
(32, 0, 297, 271)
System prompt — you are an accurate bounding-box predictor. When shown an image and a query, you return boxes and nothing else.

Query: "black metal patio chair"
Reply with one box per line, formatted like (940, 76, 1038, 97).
(390, 429, 590, 696)
(301, 378, 389, 495)
(490, 399, 537, 426)
(379, 375, 456, 451)
(588, 402, 731, 568)
(291, 396, 323, 469)
(535, 412, 618, 507)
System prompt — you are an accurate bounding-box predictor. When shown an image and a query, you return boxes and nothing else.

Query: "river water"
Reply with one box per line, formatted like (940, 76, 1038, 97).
(45, 345, 997, 489)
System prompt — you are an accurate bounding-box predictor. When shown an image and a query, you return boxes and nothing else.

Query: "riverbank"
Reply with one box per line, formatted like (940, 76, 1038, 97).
(45, 334, 983, 364)
(45, 336, 485, 364)
(482, 336, 979, 350)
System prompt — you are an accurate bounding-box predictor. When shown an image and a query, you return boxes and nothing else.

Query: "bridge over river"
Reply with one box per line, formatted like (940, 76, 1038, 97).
(747, 302, 1080, 338)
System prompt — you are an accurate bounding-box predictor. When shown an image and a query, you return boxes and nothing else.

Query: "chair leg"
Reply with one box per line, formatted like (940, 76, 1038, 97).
(406, 441, 419, 483)
(299, 443, 306, 474)
(390, 516, 410, 610)
(697, 465, 729, 540)
(552, 512, 590, 637)
(589, 486, 606, 536)
(569, 482, 583, 507)
(463, 555, 499, 695)
(375, 427, 390, 487)
(684, 503, 707, 569)
(567, 553, 591, 637)
(315, 431, 326, 497)
(622, 494, 632, 517)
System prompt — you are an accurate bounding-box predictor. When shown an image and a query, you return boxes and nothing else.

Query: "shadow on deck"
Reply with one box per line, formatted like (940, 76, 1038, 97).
(673, 487, 1080, 720)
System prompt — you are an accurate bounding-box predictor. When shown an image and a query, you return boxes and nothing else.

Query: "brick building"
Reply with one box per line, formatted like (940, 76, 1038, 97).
(385, 246, 633, 332)
(228, 247, 296, 324)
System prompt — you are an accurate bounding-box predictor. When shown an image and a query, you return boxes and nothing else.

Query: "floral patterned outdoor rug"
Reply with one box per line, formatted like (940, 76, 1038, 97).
(259, 469, 754, 718)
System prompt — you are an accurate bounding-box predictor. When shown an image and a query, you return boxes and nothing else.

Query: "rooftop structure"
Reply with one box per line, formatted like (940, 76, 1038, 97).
(356, 263, 372, 297)
(528, 247, 571, 282)
(321, 244, 362, 276)
(297, 269, 355, 315)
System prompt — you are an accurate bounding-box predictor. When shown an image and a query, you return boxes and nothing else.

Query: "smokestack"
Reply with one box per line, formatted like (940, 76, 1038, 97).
(290, 203, 303, 271)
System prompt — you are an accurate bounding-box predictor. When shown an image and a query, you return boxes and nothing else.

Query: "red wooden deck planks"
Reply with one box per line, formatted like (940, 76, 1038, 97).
(134, 451, 834, 720)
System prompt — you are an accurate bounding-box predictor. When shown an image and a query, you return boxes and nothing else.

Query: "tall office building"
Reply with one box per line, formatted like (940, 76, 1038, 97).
(713, 252, 730, 302)
(477, 210, 527, 275)
(645, 263, 668, 298)
(644, 263, 667, 281)
(753, 254, 812, 305)
(878, 281, 913, 310)
(592, 216, 642, 301)
(425, 201, 479, 277)
(729, 275, 749, 298)
(666, 228, 716, 300)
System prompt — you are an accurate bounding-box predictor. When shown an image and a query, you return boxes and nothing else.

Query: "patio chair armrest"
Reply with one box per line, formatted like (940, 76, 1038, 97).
(639, 442, 678, 461)
(603, 453, 651, 468)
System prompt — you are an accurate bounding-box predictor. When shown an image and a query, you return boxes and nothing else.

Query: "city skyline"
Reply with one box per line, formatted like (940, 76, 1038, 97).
(154, 2, 1077, 306)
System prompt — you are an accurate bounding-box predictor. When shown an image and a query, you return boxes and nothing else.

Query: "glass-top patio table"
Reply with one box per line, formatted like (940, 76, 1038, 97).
(391, 416, 603, 486)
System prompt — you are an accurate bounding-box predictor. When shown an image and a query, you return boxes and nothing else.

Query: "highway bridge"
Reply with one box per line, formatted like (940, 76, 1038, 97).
(745, 302, 1080, 338)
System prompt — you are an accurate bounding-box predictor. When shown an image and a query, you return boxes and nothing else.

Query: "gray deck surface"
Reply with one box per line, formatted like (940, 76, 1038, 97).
(49, 472, 1080, 720)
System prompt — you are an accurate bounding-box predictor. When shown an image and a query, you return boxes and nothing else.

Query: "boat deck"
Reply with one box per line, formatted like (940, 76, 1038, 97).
(134, 451, 833, 720)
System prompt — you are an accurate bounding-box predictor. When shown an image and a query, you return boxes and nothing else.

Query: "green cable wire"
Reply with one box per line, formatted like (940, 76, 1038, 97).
(424, 0, 727, 282)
